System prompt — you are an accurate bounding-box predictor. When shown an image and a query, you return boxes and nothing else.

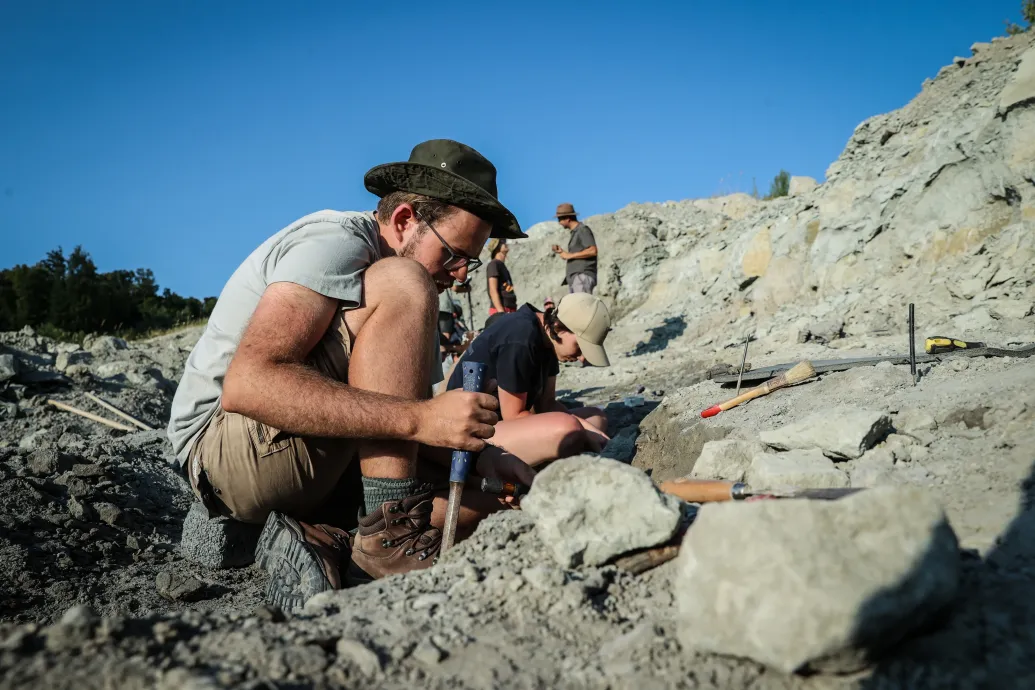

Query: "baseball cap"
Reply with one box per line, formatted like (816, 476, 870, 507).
(556, 293, 612, 366)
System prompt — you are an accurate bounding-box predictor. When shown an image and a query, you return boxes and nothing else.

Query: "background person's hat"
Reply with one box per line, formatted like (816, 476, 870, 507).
(556, 293, 611, 366)
(555, 202, 578, 218)
(364, 139, 526, 239)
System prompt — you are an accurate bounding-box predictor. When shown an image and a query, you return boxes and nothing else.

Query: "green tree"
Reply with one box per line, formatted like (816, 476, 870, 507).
(1005, 0, 1035, 33)
(766, 170, 791, 199)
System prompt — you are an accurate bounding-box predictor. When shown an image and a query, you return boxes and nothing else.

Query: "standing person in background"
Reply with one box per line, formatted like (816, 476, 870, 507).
(485, 238, 518, 328)
(550, 202, 598, 294)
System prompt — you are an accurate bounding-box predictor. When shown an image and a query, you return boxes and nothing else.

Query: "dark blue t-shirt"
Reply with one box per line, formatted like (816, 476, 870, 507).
(447, 304, 560, 411)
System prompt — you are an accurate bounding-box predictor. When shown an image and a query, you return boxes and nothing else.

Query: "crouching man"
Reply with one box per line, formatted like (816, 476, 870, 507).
(168, 140, 534, 610)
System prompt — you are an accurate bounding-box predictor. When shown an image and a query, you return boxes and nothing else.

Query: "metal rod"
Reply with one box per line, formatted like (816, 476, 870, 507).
(908, 303, 917, 386)
(441, 482, 464, 552)
(84, 392, 153, 431)
(735, 336, 750, 396)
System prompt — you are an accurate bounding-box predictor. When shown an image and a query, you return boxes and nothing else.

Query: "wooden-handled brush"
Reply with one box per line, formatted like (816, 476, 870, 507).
(700, 360, 816, 418)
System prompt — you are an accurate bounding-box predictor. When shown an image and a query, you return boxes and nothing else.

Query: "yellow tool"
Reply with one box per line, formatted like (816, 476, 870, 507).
(925, 336, 985, 355)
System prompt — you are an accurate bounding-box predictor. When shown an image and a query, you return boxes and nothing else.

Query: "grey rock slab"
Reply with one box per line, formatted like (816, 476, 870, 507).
(523, 455, 682, 568)
(155, 570, 209, 602)
(179, 502, 262, 568)
(689, 440, 767, 482)
(54, 350, 92, 372)
(676, 487, 960, 673)
(1000, 43, 1035, 114)
(28, 448, 74, 476)
(746, 450, 849, 490)
(0, 353, 18, 382)
(93, 501, 123, 526)
(760, 408, 892, 459)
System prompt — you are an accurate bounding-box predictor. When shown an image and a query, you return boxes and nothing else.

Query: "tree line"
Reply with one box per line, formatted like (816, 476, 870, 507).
(0, 246, 215, 339)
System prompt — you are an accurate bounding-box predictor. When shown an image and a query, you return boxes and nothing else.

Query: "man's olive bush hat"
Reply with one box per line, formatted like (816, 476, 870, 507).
(364, 139, 526, 239)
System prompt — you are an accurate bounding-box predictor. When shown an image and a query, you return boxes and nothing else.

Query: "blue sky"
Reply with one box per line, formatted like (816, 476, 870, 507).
(0, 0, 1025, 298)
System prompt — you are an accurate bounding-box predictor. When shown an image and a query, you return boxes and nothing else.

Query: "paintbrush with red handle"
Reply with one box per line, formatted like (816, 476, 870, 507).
(701, 360, 816, 418)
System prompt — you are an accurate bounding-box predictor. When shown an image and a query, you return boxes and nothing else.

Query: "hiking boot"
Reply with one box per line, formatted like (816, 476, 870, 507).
(255, 511, 349, 613)
(346, 485, 442, 584)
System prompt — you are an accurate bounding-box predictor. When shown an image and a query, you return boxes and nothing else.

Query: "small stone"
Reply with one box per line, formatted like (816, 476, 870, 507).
(896, 409, 937, 433)
(522, 565, 565, 591)
(760, 408, 892, 460)
(67, 496, 97, 521)
(411, 593, 448, 611)
(0, 354, 18, 383)
(523, 456, 682, 568)
(93, 502, 122, 526)
(54, 350, 92, 372)
(155, 570, 208, 602)
(950, 358, 970, 372)
(676, 487, 960, 673)
(28, 448, 74, 476)
(179, 502, 263, 569)
(690, 440, 767, 482)
(411, 637, 446, 665)
(72, 463, 106, 478)
(336, 637, 382, 676)
(747, 450, 849, 490)
(126, 535, 142, 550)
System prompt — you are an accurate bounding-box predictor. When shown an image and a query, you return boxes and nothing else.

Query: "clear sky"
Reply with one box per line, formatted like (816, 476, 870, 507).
(0, 0, 1025, 298)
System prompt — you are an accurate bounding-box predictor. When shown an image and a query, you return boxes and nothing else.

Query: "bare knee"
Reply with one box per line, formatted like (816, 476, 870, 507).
(546, 413, 588, 457)
(365, 256, 437, 312)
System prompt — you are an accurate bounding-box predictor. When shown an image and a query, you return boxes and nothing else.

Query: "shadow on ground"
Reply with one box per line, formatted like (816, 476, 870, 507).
(627, 316, 687, 357)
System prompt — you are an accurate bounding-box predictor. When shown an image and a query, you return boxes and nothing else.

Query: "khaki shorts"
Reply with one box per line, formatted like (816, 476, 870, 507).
(188, 308, 359, 525)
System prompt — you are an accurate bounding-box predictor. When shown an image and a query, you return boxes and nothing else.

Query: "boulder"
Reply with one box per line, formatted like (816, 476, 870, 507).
(180, 502, 263, 568)
(746, 450, 849, 490)
(523, 455, 682, 568)
(0, 353, 18, 383)
(54, 350, 93, 372)
(789, 176, 819, 196)
(760, 408, 892, 460)
(689, 440, 767, 482)
(676, 487, 960, 673)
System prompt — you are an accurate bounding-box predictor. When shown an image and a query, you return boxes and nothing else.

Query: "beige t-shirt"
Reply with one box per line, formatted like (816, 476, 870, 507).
(167, 210, 443, 465)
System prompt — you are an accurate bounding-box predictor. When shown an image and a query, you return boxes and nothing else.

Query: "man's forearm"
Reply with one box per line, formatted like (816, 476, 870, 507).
(565, 247, 597, 260)
(222, 360, 421, 441)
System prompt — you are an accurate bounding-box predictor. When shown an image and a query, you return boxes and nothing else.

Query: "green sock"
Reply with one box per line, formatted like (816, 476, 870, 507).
(361, 476, 422, 516)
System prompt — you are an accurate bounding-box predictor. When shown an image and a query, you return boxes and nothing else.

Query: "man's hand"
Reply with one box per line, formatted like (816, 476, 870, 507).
(415, 390, 499, 451)
(550, 244, 564, 256)
(476, 450, 536, 488)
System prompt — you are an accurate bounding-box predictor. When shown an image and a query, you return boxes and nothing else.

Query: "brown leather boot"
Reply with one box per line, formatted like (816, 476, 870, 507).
(346, 486, 442, 584)
(255, 511, 350, 613)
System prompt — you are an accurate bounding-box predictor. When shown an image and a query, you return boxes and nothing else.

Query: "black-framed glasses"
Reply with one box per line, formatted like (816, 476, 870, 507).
(415, 211, 483, 273)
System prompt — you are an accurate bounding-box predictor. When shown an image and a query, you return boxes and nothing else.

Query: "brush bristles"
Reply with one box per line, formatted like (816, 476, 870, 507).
(783, 360, 817, 384)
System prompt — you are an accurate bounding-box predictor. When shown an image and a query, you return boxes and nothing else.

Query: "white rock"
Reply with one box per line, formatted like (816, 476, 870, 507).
(746, 450, 849, 490)
(760, 408, 892, 460)
(523, 456, 682, 568)
(676, 487, 960, 673)
(690, 440, 767, 482)
(788, 176, 818, 196)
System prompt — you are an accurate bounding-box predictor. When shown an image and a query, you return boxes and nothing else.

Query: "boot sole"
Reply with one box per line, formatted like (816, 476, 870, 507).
(255, 511, 334, 613)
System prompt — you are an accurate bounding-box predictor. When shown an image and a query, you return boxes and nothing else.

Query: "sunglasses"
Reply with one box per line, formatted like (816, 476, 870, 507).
(415, 211, 483, 273)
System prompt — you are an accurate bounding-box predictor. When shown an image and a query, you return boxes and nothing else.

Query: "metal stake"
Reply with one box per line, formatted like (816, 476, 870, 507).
(908, 303, 917, 386)
(735, 336, 750, 397)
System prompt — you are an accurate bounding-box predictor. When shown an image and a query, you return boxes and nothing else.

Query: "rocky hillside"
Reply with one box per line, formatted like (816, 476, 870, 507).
(1, 31, 1035, 690)
(474, 33, 1034, 367)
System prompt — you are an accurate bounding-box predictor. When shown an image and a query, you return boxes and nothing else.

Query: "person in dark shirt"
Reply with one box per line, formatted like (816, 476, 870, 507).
(448, 293, 612, 468)
(485, 239, 518, 327)
(550, 202, 598, 294)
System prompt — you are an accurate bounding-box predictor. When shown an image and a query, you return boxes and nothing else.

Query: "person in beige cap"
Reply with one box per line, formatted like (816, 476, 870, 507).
(550, 202, 598, 294)
(446, 292, 612, 468)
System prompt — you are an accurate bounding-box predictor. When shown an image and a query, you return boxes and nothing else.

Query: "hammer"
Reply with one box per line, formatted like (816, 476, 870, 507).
(440, 360, 488, 553)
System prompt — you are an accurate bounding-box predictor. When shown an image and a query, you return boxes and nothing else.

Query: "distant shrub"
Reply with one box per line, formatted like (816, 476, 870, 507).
(1005, 0, 1034, 34)
(765, 170, 791, 200)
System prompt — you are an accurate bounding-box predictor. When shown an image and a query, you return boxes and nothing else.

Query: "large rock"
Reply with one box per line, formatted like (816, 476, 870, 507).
(760, 408, 892, 460)
(689, 440, 767, 482)
(54, 350, 92, 372)
(676, 487, 960, 673)
(746, 449, 849, 490)
(84, 335, 127, 358)
(789, 175, 819, 196)
(523, 455, 682, 568)
(0, 353, 18, 382)
(180, 502, 263, 568)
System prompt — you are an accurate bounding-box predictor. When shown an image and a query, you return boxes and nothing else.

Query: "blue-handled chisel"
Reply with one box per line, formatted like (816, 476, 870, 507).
(441, 360, 488, 552)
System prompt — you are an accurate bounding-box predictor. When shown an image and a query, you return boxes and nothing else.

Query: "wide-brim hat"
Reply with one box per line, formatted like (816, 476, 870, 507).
(557, 293, 611, 367)
(555, 202, 577, 218)
(364, 139, 526, 239)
